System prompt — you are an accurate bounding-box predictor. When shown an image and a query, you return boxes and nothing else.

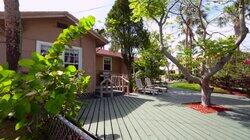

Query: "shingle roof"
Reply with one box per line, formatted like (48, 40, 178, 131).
(96, 48, 122, 58)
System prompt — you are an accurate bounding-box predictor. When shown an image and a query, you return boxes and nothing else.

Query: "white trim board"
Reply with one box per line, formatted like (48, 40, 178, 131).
(36, 40, 83, 69)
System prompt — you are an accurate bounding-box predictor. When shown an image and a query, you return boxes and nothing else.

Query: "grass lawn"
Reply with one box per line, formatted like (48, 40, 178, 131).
(169, 82, 229, 94)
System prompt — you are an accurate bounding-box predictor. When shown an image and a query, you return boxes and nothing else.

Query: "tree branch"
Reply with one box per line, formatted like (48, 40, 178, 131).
(204, 0, 249, 79)
(162, 0, 180, 24)
(208, 31, 227, 38)
(162, 47, 201, 84)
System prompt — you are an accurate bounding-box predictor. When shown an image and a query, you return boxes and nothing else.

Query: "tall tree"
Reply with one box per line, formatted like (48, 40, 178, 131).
(4, 0, 22, 71)
(134, 34, 167, 80)
(106, 0, 149, 92)
(130, 0, 249, 106)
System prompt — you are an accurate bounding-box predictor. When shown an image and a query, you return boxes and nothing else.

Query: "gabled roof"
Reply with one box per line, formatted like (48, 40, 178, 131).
(0, 11, 108, 47)
(96, 48, 123, 58)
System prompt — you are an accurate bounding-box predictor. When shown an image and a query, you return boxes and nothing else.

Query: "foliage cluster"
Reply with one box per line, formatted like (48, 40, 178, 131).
(0, 16, 95, 133)
(177, 36, 236, 76)
(168, 73, 184, 81)
(169, 82, 229, 94)
(134, 37, 167, 79)
(212, 51, 250, 94)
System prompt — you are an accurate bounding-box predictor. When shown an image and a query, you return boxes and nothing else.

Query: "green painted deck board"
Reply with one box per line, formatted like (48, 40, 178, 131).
(107, 98, 122, 140)
(79, 89, 250, 140)
(84, 99, 98, 131)
(178, 107, 241, 139)
(111, 97, 132, 140)
(118, 96, 153, 139)
(125, 95, 170, 139)
(80, 99, 95, 130)
(120, 96, 158, 139)
(104, 98, 113, 140)
(118, 96, 151, 139)
(127, 96, 189, 140)
(89, 99, 100, 135)
(115, 96, 141, 140)
(96, 99, 105, 139)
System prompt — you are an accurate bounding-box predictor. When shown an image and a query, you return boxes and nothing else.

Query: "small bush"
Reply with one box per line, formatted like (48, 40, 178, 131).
(169, 82, 229, 94)
(212, 75, 250, 95)
(169, 73, 184, 81)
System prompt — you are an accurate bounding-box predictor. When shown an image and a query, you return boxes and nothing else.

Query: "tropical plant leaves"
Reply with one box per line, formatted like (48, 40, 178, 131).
(18, 59, 35, 68)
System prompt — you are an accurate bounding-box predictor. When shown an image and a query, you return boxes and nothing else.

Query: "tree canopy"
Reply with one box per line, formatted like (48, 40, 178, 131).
(129, 0, 249, 106)
(106, 0, 150, 91)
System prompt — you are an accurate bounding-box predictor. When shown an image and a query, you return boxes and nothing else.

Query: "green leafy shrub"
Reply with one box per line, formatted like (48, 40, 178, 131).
(169, 82, 229, 94)
(212, 75, 250, 94)
(0, 16, 95, 135)
(134, 38, 167, 80)
(169, 73, 184, 81)
(211, 51, 250, 95)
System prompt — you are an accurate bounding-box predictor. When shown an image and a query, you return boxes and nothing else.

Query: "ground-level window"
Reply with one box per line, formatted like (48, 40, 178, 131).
(103, 57, 112, 71)
(36, 41, 82, 69)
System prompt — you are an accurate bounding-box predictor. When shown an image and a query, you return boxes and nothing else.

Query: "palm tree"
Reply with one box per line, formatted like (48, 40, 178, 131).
(4, 0, 22, 71)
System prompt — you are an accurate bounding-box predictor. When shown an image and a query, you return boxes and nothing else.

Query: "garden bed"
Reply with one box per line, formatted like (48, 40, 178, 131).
(185, 102, 231, 114)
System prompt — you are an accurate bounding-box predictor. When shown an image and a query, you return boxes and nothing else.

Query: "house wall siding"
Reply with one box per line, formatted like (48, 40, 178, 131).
(0, 18, 97, 93)
(96, 55, 128, 85)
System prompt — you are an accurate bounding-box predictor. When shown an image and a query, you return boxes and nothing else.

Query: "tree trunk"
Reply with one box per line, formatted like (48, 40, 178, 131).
(126, 63, 133, 93)
(200, 80, 213, 107)
(4, 0, 21, 71)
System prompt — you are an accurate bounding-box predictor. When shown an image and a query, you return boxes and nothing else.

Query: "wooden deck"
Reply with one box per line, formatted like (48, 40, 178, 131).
(77, 89, 250, 140)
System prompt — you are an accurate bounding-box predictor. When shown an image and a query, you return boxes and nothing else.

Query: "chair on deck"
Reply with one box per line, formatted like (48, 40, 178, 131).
(135, 78, 158, 95)
(145, 77, 168, 94)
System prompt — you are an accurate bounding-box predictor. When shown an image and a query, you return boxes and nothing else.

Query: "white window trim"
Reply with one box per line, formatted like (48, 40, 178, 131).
(103, 56, 112, 71)
(36, 40, 83, 69)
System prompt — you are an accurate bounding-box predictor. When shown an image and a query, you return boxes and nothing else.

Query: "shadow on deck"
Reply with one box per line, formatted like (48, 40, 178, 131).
(77, 89, 250, 140)
(77, 95, 153, 140)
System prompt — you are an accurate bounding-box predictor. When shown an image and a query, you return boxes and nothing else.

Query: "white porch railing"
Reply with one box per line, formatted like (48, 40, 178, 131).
(111, 74, 129, 94)
(100, 78, 113, 98)
(99, 74, 129, 98)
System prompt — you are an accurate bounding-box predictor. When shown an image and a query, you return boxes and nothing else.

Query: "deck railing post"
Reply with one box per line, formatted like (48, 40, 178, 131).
(100, 85, 103, 98)
(122, 76, 124, 92)
(111, 84, 113, 98)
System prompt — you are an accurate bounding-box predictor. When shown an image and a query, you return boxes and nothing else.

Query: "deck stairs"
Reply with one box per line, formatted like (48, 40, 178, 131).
(95, 75, 129, 98)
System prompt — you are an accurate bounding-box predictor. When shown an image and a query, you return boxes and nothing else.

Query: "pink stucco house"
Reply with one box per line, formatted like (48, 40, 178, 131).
(96, 48, 128, 85)
(0, 11, 108, 93)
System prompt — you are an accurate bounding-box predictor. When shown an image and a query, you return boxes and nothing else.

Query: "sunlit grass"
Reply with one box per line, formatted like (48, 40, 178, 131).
(169, 82, 229, 94)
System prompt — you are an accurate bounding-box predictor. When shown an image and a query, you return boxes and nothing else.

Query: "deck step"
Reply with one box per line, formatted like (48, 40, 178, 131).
(94, 90, 124, 97)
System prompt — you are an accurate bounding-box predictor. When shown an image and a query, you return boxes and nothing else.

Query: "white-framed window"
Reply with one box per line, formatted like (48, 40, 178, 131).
(103, 57, 112, 71)
(36, 41, 82, 69)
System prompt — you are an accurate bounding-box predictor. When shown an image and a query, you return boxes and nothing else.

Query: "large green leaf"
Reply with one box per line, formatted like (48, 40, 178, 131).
(15, 120, 25, 130)
(18, 59, 35, 68)
(0, 100, 12, 119)
(0, 79, 12, 92)
(15, 99, 31, 120)
(0, 65, 3, 71)
(12, 93, 23, 100)
(32, 52, 45, 61)
(2, 94, 11, 101)
(0, 70, 15, 78)
(31, 102, 39, 114)
(66, 65, 77, 73)
(45, 94, 65, 114)
(79, 16, 95, 30)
